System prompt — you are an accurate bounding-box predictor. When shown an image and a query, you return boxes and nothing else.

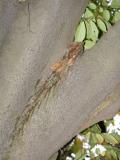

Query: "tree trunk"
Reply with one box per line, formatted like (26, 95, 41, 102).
(0, 0, 120, 160)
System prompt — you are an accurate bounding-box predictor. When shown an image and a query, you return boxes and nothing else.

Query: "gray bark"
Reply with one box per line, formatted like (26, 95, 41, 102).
(0, 0, 120, 160)
(0, 0, 88, 159)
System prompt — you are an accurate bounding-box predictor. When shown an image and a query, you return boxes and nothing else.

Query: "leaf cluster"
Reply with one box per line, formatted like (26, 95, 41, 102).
(57, 115, 120, 160)
(74, 0, 120, 49)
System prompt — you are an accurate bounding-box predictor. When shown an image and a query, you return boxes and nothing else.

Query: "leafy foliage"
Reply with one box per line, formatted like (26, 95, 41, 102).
(74, 0, 120, 49)
(56, 113, 120, 160)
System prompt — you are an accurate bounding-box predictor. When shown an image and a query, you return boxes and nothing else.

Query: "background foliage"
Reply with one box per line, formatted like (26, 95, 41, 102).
(57, 113, 120, 160)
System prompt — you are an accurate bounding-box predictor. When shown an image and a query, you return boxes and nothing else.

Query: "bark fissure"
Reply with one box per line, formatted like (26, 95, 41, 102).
(83, 83, 120, 128)
(4, 42, 84, 159)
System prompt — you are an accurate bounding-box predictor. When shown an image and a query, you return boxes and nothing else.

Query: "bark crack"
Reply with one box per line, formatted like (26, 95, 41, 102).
(3, 42, 84, 159)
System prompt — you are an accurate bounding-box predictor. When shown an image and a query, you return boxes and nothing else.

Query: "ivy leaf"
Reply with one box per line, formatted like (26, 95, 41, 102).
(97, 18, 107, 32)
(85, 20, 99, 42)
(74, 21, 86, 42)
(84, 40, 96, 50)
(103, 9, 111, 21)
(104, 20, 111, 30)
(84, 8, 94, 18)
(88, 2, 97, 10)
(112, 11, 120, 23)
(95, 134, 104, 144)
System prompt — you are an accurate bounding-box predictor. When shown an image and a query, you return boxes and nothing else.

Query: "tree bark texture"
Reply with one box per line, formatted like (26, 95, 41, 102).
(0, 0, 120, 160)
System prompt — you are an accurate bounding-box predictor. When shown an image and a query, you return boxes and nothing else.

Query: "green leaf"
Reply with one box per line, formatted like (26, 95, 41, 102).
(104, 20, 111, 30)
(110, 150, 118, 160)
(88, 2, 97, 10)
(71, 138, 83, 153)
(109, 133, 120, 142)
(75, 149, 86, 160)
(85, 131, 91, 140)
(102, 0, 120, 8)
(104, 145, 120, 160)
(103, 133, 119, 145)
(103, 9, 111, 21)
(74, 21, 86, 42)
(84, 8, 94, 18)
(95, 134, 104, 144)
(102, 0, 108, 7)
(83, 124, 101, 134)
(89, 21, 99, 41)
(91, 133, 98, 145)
(84, 40, 96, 50)
(97, 18, 107, 32)
(85, 20, 99, 42)
(99, 7, 104, 13)
(111, 0, 120, 8)
(112, 11, 120, 23)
